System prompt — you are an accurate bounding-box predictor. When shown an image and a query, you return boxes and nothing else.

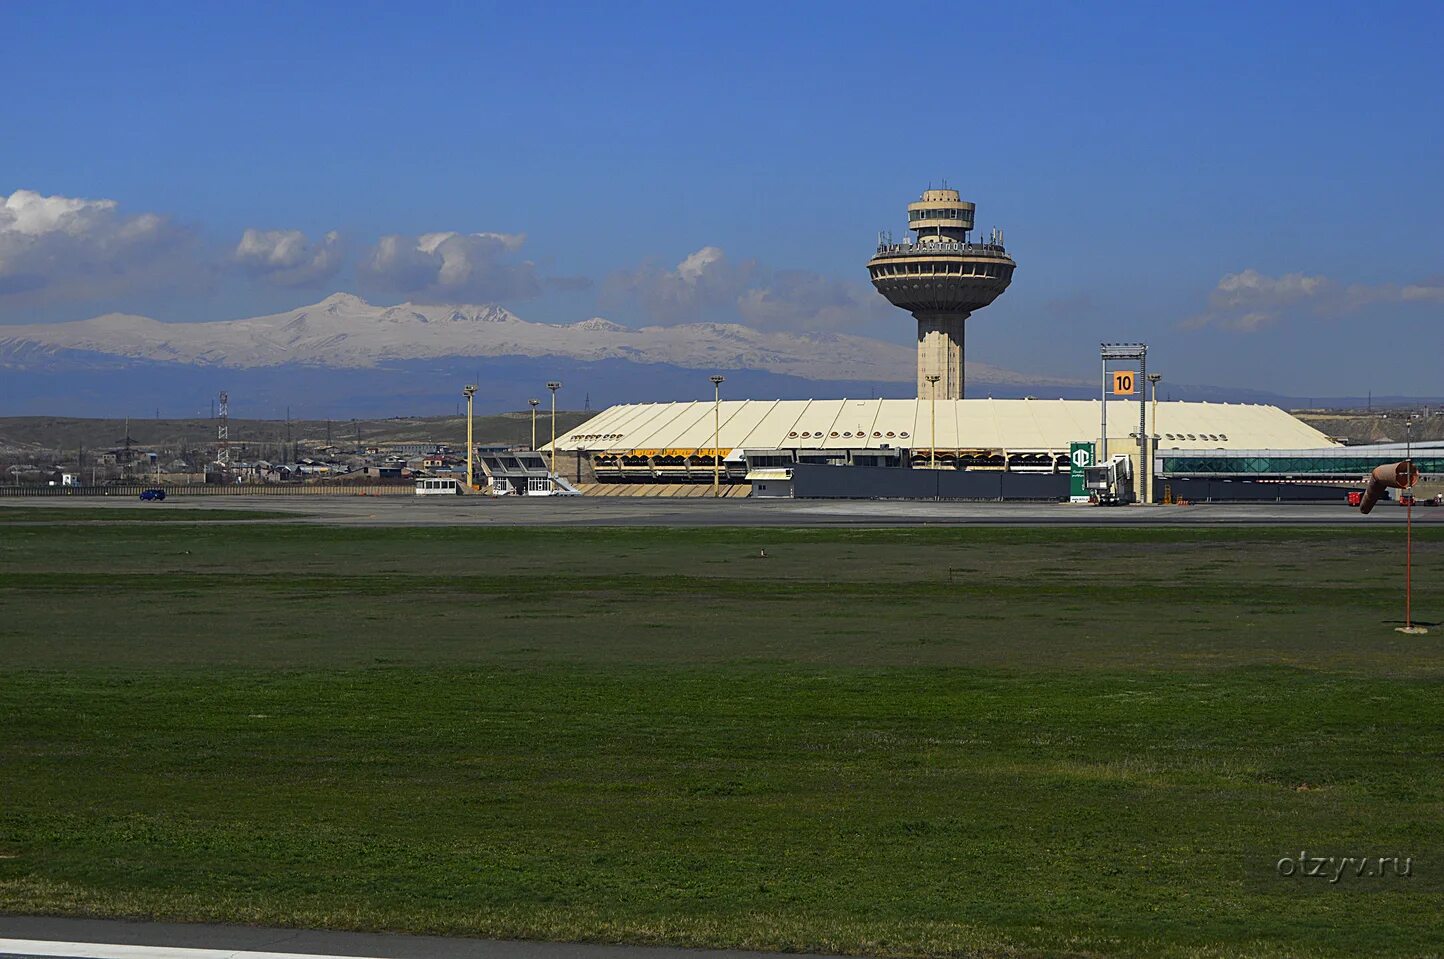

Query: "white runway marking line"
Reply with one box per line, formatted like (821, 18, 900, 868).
(0, 940, 392, 959)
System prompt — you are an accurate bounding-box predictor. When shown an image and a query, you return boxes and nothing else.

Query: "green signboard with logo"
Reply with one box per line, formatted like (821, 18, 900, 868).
(1069, 441, 1095, 502)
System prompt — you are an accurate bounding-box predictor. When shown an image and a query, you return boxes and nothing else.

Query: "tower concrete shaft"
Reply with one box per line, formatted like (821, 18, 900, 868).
(917, 312, 967, 399)
(867, 188, 1015, 400)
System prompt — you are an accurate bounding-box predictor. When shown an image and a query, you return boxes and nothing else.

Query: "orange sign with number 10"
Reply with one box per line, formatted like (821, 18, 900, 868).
(1112, 371, 1136, 395)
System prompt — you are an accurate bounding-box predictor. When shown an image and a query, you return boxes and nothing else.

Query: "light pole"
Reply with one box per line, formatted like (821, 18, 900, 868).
(546, 381, 561, 476)
(709, 375, 725, 497)
(924, 374, 941, 468)
(528, 398, 540, 451)
(462, 385, 478, 491)
(1405, 416, 1415, 632)
(1147, 373, 1162, 504)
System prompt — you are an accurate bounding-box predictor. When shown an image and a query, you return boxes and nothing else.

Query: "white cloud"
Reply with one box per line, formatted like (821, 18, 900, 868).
(1401, 280, 1444, 303)
(1184, 267, 1444, 332)
(604, 246, 886, 332)
(1219, 311, 1278, 333)
(0, 189, 201, 308)
(1212, 268, 1328, 310)
(736, 269, 891, 332)
(359, 231, 545, 303)
(676, 246, 725, 283)
(603, 246, 756, 324)
(2, 191, 115, 236)
(234, 228, 342, 288)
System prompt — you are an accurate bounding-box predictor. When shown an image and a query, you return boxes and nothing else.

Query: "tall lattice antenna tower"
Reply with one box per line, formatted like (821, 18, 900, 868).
(216, 391, 230, 466)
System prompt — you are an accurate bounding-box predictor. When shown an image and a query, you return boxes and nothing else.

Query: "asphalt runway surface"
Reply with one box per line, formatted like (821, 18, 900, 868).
(0, 916, 844, 959)
(1, 495, 1438, 526)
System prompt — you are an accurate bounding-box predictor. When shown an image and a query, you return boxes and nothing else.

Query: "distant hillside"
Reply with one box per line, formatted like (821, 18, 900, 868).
(1293, 410, 1444, 445)
(0, 412, 598, 457)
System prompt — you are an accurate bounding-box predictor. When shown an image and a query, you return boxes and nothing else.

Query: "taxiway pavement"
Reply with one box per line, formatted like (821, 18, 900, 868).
(1, 495, 1435, 527)
(0, 916, 848, 959)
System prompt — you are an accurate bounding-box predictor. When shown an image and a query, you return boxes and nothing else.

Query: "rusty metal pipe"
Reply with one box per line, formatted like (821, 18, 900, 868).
(1359, 460, 1419, 514)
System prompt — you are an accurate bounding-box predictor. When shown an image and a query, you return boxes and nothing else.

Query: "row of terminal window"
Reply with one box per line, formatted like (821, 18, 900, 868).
(1128, 432, 1230, 442)
(872, 262, 1009, 278)
(789, 430, 910, 439)
(909, 208, 973, 221)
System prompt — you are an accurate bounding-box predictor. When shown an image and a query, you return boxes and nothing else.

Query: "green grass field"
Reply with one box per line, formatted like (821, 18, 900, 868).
(1, 521, 1442, 958)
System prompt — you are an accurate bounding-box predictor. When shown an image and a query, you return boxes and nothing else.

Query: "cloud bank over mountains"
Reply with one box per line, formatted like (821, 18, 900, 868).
(602, 245, 892, 333)
(0, 293, 1089, 418)
(0, 189, 202, 306)
(1185, 267, 1444, 332)
(6, 187, 1438, 382)
(360, 231, 556, 303)
(0, 189, 902, 339)
(0, 292, 941, 384)
(233, 228, 343, 289)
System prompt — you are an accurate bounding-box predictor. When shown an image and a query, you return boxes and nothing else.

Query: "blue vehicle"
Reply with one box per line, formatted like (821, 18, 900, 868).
(139, 489, 166, 502)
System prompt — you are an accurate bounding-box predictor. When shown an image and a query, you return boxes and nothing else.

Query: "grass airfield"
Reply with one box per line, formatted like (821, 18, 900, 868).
(1, 515, 1441, 958)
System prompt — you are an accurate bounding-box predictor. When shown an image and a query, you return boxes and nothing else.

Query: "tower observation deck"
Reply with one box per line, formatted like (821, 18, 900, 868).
(867, 188, 1015, 399)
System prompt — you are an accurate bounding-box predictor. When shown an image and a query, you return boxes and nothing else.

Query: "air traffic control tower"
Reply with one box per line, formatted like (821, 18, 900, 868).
(867, 188, 1015, 399)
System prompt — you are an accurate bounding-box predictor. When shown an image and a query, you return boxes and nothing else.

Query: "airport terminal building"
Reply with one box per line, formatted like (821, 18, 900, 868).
(544, 397, 1414, 501)
(548, 186, 1438, 502)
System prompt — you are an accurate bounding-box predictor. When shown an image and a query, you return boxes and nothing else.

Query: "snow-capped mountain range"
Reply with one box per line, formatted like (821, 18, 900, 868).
(0, 292, 1052, 386)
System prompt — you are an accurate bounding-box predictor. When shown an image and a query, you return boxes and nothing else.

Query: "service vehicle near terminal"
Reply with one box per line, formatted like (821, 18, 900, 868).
(1083, 454, 1135, 506)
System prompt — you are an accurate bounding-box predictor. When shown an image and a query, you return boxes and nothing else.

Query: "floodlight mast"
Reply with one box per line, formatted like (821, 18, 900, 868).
(462, 384, 478, 491)
(709, 375, 725, 497)
(546, 382, 561, 479)
(1406, 417, 1414, 630)
(1147, 373, 1163, 503)
(924, 373, 941, 468)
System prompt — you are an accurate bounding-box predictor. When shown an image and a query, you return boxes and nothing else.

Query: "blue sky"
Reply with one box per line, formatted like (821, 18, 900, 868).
(3, 0, 1442, 394)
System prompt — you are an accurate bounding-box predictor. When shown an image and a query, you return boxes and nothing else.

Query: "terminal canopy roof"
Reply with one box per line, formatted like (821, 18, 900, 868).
(548, 398, 1335, 455)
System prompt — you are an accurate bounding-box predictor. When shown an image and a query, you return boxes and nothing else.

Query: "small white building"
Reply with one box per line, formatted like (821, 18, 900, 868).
(415, 477, 463, 496)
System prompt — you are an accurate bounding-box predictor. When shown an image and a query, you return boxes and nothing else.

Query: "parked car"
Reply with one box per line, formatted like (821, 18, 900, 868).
(139, 489, 166, 502)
